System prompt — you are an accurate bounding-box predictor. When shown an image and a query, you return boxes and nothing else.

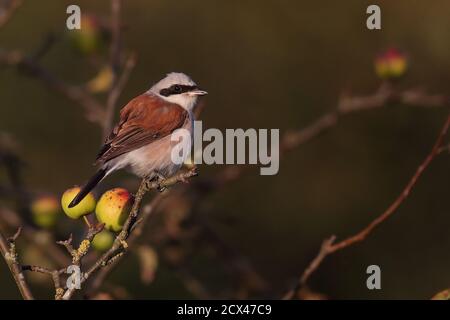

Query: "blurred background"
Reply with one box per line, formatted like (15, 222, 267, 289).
(1, 0, 450, 299)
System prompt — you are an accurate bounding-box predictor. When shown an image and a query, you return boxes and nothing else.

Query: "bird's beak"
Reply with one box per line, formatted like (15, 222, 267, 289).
(188, 89, 208, 96)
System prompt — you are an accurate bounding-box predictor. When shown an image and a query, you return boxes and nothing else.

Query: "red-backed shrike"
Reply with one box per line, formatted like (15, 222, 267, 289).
(68, 72, 207, 208)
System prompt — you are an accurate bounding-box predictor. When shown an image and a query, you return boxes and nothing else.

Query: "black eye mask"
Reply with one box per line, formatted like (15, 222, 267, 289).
(159, 84, 198, 97)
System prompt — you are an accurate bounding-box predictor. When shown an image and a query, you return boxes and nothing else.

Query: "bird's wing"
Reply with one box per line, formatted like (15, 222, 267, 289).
(95, 93, 188, 165)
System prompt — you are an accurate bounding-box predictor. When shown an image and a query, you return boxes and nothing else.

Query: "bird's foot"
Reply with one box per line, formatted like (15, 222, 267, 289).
(148, 171, 167, 192)
(143, 171, 166, 191)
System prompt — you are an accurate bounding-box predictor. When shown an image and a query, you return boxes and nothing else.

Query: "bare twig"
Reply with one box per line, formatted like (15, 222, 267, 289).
(102, 0, 127, 138)
(21, 265, 65, 299)
(85, 161, 198, 295)
(0, 207, 71, 266)
(0, 137, 71, 267)
(284, 112, 450, 299)
(84, 83, 448, 299)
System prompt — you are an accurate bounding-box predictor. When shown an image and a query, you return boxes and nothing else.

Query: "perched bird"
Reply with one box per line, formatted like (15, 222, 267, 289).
(68, 72, 207, 208)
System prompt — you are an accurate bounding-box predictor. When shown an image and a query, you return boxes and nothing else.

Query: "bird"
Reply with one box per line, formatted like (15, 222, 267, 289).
(68, 72, 207, 208)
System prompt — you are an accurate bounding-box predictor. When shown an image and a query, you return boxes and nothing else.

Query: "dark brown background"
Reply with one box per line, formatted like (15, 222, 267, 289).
(1, 0, 450, 299)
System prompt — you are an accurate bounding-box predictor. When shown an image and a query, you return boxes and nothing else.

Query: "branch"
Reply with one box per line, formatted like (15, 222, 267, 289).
(0, 227, 34, 299)
(86, 195, 164, 294)
(0, 207, 71, 267)
(431, 288, 450, 300)
(109, 0, 122, 74)
(82, 82, 448, 299)
(57, 224, 104, 265)
(103, 53, 136, 139)
(0, 0, 22, 28)
(284, 112, 450, 299)
(102, 0, 128, 139)
(61, 167, 198, 300)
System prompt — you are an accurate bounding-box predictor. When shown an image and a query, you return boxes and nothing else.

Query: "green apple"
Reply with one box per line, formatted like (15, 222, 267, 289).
(61, 187, 96, 219)
(31, 195, 60, 228)
(92, 230, 114, 252)
(95, 188, 134, 232)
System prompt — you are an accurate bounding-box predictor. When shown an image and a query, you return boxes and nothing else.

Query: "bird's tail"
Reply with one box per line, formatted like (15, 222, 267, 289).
(68, 168, 107, 208)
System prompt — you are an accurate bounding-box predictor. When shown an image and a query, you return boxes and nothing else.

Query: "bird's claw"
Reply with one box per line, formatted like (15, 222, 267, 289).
(150, 171, 167, 192)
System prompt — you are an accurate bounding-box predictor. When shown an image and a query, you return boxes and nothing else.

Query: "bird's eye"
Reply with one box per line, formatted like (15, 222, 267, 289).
(173, 85, 182, 93)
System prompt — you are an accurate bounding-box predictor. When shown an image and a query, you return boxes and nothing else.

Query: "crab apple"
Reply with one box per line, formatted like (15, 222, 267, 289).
(61, 187, 96, 219)
(92, 230, 114, 252)
(31, 195, 60, 228)
(70, 14, 105, 55)
(95, 188, 134, 232)
(374, 48, 407, 80)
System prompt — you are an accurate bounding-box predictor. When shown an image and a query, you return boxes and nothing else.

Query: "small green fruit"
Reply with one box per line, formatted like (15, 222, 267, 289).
(31, 195, 60, 228)
(95, 188, 134, 232)
(61, 187, 96, 219)
(92, 230, 114, 252)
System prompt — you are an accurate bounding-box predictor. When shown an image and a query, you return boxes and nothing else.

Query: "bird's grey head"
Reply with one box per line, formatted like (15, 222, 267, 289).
(149, 72, 207, 111)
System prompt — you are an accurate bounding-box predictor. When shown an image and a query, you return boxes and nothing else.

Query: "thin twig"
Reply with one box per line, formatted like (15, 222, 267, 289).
(0, 0, 22, 28)
(282, 236, 336, 299)
(198, 84, 449, 191)
(103, 53, 136, 139)
(284, 112, 450, 299)
(0, 137, 71, 267)
(21, 265, 66, 299)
